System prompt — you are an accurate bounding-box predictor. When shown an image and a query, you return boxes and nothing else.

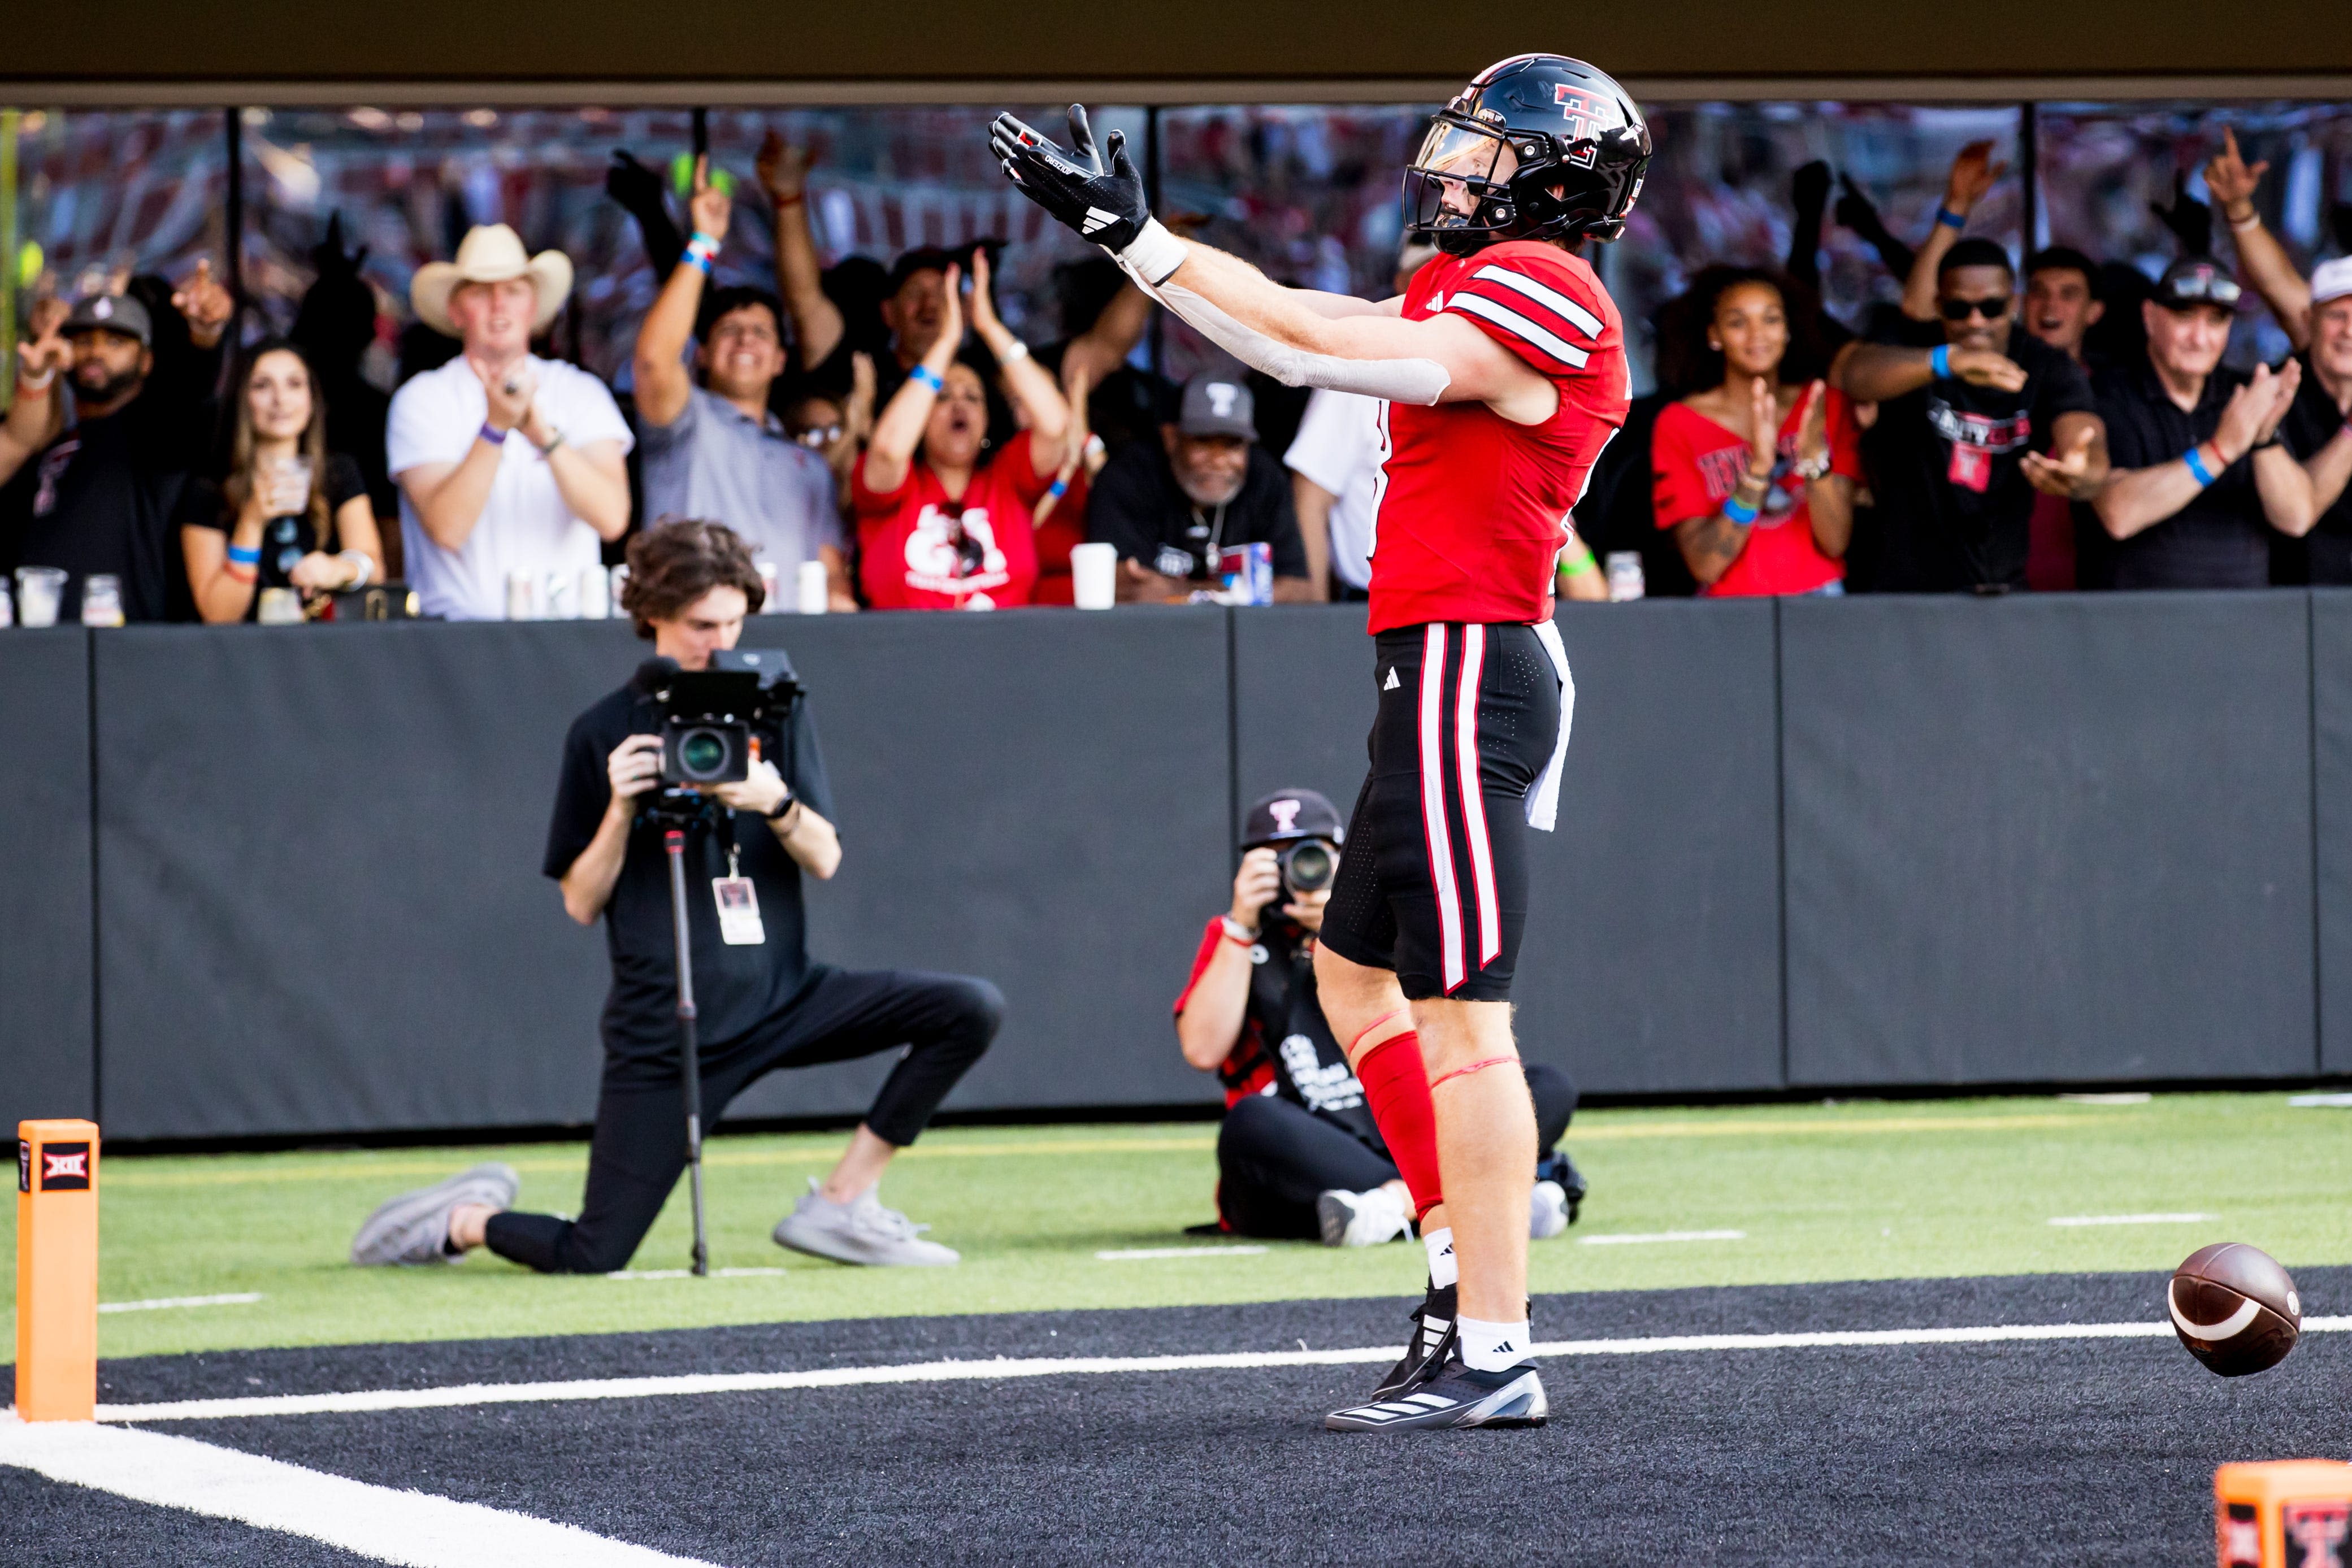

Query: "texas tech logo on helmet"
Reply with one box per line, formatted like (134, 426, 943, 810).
(1552, 86, 1602, 169)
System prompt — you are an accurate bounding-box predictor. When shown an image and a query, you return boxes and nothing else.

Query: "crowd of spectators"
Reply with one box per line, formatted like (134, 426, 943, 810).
(5, 121, 2352, 623)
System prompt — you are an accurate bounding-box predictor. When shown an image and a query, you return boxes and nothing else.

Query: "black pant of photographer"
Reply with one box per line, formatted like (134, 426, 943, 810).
(485, 969, 1002, 1274)
(1215, 1063, 1577, 1241)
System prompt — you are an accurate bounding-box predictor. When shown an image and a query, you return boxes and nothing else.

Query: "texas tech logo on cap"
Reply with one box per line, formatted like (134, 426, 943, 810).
(1269, 798, 1303, 834)
(37, 1141, 91, 1191)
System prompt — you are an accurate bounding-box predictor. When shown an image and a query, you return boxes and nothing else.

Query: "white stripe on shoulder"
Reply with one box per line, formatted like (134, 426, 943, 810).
(1469, 264, 1605, 339)
(1444, 292, 1591, 370)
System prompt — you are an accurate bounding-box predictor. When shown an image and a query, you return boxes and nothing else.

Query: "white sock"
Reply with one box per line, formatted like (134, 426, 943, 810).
(1459, 1315, 1531, 1372)
(1422, 1227, 1457, 1288)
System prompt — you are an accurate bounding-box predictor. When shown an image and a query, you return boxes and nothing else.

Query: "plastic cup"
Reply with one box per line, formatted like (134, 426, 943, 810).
(797, 559, 828, 615)
(607, 564, 630, 618)
(256, 587, 305, 625)
(578, 566, 610, 620)
(506, 571, 537, 621)
(1070, 542, 1117, 610)
(15, 566, 66, 628)
(79, 574, 125, 628)
(1605, 551, 1646, 602)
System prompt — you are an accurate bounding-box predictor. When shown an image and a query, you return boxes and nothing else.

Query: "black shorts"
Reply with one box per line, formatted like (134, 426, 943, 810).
(1320, 622, 1562, 1003)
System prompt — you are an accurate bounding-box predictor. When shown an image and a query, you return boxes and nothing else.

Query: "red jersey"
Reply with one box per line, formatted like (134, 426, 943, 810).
(1650, 390, 1864, 598)
(850, 430, 1051, 610)
(1368, 241, 1629, 634)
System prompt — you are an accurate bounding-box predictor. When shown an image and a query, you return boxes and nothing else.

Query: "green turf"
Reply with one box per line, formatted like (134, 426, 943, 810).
(5, 1092, 2347, 1361)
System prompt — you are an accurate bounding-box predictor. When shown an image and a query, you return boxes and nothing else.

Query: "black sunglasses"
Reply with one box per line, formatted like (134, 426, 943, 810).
(1939, 294, 2012, 323)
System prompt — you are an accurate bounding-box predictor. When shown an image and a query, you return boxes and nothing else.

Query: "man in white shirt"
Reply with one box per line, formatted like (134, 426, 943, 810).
(389, 224, 633, 620)
(1278, 241, 1437, 601)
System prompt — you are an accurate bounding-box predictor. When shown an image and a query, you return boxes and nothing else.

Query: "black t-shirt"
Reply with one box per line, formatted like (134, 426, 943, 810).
(1860, 322, 2097, 592)
(543, 674, 837, 1082)
(2094, 360, 2275, 590)
(173, 454, 368, 616)
(1085, 439, 1308, 582)
(0, 409, 188, 623)
(1225, 919, 1382, 1150)
(2276, 356, 2352, 584)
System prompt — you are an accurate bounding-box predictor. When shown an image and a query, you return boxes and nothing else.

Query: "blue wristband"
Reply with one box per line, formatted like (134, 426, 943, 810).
(1045, 477, 1070, 502)
(685, 251, 713, 277)
(227, 542, 261, 566)
(1935, 205, 1966, 230)
(908, 364, 944, 394)
(1722, 496, 1760, 526)
(479, 422, 507, 446)
(1929, 344, 1952, 380)
(2184, 445, 2218, 487)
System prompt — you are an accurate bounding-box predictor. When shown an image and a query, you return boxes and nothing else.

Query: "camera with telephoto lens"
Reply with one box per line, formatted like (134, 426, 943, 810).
(638, 650, 801, 788)
(1278, 839, 1337, 898)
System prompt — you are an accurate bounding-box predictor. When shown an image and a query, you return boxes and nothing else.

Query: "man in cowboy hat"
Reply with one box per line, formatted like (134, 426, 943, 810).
(388, 223, 632, 620)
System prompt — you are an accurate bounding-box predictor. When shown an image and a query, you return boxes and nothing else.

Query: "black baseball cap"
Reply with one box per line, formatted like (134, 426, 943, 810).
(1242, 788, 1344, 848)
(2151, 257, 2242, 312)
(1179, 373, 1257, 441)
(887, 247, 960, 294)
(59, 292, 153, 346)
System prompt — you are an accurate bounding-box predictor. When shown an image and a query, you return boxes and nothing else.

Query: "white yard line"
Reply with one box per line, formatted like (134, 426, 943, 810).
(88, 1314, 2352, 1427)
(607, 1268, 790, 1281)
(0, 1415, 715, 1566)
(1577, 1229, 1746, 1245)
(1095, 1245, 1269, 1260)
(2046, 1213, 2215, 1227)
(98, 1293, 264, 1314)
(2289, 1093, 2352, 1108)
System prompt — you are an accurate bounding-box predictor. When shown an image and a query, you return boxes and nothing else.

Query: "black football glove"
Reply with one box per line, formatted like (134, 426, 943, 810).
(990, 106, 1153, 252)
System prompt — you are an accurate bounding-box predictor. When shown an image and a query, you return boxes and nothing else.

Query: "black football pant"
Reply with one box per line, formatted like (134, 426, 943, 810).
(1216, 1062, 1577, 1240)
(485, 968, 1001, 1274)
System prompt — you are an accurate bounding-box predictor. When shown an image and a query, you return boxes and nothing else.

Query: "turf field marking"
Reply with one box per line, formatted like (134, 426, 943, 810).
(0, 1414, 716, 1565)
(1568, 1114, 2089, 1141)
(2058, 1092, 2153, 1105)
(607, 1267, 792, 1281)
(98, 1315, 2352, 1425)
(2046, 1213, 2216, 1227)
(98, 1293, 264, 1314)
(2289, 1093, 2352, 1108)
(1577, 1230, 1746, 1245)
(1094, 1245, 1270, 1260)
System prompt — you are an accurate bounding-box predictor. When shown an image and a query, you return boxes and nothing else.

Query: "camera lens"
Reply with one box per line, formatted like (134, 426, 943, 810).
(1282, 840, 1336, 895)
(677, 727, 732, 781)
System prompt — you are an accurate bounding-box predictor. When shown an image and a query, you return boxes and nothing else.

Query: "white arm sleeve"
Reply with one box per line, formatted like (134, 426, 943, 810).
(1121, 258, 1451, 406)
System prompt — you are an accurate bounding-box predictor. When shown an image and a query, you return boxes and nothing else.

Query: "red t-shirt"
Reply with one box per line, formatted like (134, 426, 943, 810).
(1172, 917, 1276, 1105)
(1030, 466, 1090, 606)
(1369, 241, 1630, 634)
(1650, 390, 1864, 598)
(850, 430, 1051, 610)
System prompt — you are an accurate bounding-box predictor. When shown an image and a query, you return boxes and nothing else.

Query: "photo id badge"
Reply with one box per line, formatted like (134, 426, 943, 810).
(713, 876, 765, 945)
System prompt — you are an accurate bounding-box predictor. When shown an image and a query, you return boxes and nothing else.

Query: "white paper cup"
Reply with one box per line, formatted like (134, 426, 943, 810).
(257, 587, 305, 625)
(1070, 542, 1117, 610)
(797, 559, 829, 615)
(578, 565, 610, 620)
(15, 566, 66, 628)
(506, 571, 537, 621)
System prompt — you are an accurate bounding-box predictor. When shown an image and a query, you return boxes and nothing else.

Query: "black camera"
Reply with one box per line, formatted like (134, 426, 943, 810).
(1279, 838, 1338, 898)
(636, 650, 801, 788)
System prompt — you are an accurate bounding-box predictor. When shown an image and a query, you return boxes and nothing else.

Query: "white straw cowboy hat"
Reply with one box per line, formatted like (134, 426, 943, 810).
(410, 224, 574, 338)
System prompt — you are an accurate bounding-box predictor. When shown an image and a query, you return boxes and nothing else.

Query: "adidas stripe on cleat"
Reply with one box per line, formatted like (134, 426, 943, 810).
(1368, 1281, 1457, 1401)
(1326, 1358, 1548, 1432)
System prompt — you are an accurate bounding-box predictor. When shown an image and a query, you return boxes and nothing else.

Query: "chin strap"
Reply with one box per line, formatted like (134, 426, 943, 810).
(1117, 256, 1452, 405)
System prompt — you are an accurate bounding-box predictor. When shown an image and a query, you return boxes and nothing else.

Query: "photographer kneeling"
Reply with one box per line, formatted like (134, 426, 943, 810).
(1177, 790, 1585, 1246)
(353, 520, 1001, 1272)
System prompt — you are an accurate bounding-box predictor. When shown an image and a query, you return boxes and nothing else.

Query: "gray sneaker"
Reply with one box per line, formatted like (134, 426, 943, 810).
(772, 1178, 959, 1266)
(350, 1162, 519, 1266)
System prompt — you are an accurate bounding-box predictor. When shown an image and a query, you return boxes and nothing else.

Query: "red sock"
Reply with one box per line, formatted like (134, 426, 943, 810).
(1355, 1031, 1443, 1219)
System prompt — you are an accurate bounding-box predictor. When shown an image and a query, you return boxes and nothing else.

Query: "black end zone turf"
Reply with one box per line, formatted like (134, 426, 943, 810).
(12, 1269, 2351, 1565)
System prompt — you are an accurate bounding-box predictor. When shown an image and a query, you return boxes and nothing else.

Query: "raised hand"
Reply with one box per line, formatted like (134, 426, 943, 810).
(688, 153, 732, 244)
(1834, 172, 1891, 239)
(1791, 160, 1832, 218)
(15, 304, 68, 389)
(1793, 379, 1829, 471)
(2214, 364, 2277, 463)
(172, 258, 234, 347)
(1745, 376, 1779, 475)
(482, 360, 539, 436)
(1943, 140, 2008, 216)
(2255, 357, 2303, 444)
(2203, 128, 2268, 225)
(990, 105, 1153, 252)
(756, 131, 812, 204)
(2021, 423, 2097, 498)
(1948, 349, 2029, 394)
(967, 245, 1002, 336)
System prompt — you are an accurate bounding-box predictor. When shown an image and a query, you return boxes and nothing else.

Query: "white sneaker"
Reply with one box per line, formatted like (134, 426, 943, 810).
(1316, 1185, 1411, 1247)
(1529, 1179, 1570, 1240)
(349, 1162, 519, 1266)
(773, 1179, 960, 1266)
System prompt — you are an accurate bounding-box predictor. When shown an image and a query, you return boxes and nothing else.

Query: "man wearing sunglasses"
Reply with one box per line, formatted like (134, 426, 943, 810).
(1836, 235, 2108, 592)
(2088, 257, 2318, 588)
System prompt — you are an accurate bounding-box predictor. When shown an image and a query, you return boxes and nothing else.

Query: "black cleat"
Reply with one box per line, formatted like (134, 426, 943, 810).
(1326, 1356, 1548, 1432)
(1368, 1281, 1457, 1401)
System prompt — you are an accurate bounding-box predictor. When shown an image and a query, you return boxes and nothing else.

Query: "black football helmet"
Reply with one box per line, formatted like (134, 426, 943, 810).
(1403, 54, 1652, 255)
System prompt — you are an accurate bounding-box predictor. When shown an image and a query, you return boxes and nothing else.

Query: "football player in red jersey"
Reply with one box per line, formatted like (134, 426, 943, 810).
(995, 55, 1650, 1431)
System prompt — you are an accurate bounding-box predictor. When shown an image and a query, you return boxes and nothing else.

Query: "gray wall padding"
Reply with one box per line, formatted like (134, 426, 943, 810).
(0, 629, 95, 1133)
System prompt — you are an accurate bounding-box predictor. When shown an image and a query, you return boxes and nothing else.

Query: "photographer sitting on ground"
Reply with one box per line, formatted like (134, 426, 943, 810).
(353, 520, 1003, 1274)
(1175, 789, 1584, 1246)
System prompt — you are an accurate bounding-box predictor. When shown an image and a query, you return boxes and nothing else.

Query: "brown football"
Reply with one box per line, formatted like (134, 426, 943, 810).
(2169, 1243, 2301, 1377)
